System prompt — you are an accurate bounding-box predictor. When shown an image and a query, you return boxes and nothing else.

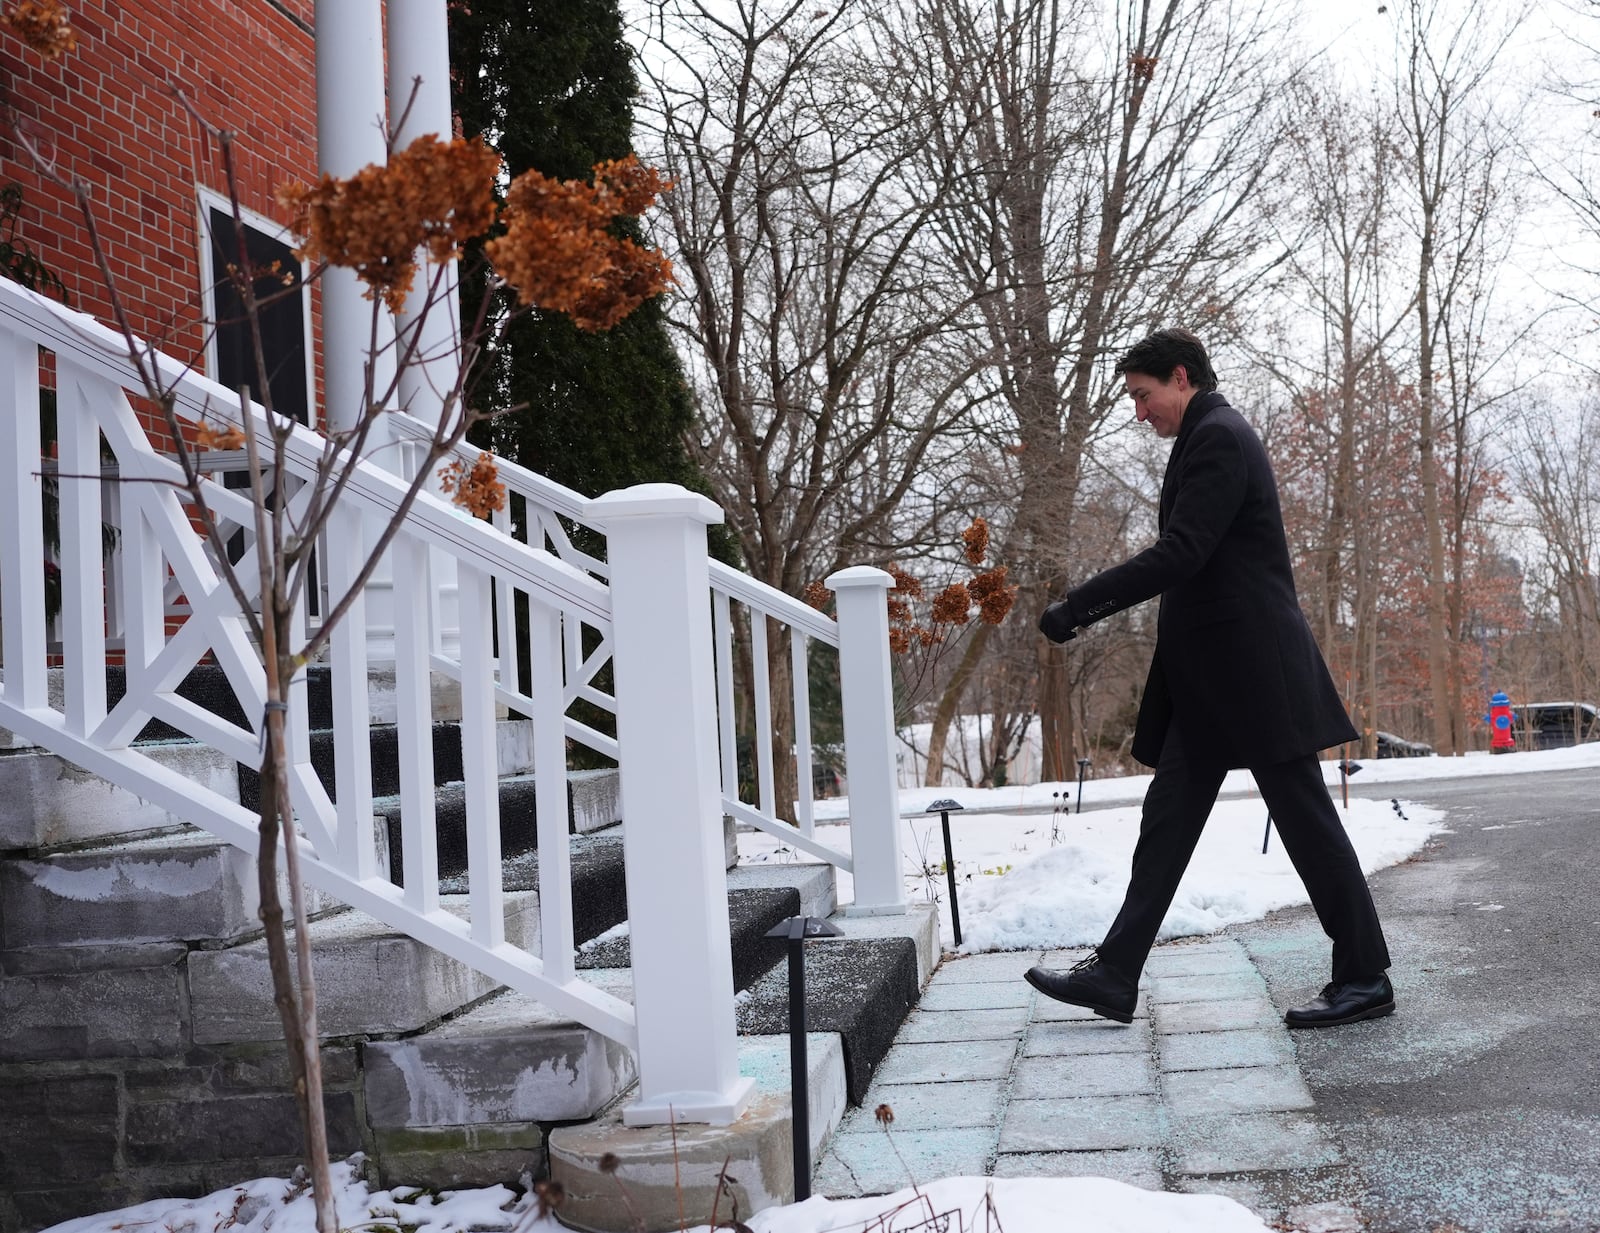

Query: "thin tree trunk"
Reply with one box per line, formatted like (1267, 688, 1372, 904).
(257, 619, 336, 1233)
(922, 621, 996, 786)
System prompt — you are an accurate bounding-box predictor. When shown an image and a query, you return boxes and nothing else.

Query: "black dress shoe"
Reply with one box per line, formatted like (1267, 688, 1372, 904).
(1024, 953, 1137, 1024)
(1284, 975, 1395, 1028)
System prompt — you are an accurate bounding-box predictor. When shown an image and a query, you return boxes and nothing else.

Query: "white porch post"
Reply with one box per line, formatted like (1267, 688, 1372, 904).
(386, 0, 462, 657)
(315, 0, 401, 660)
(593, 484, 755, 1127)
(826, 566, 907, 914)
(314, 0, 392, 435)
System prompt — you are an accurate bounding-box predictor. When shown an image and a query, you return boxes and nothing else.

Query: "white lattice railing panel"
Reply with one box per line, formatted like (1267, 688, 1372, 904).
(390, 411, 880, 877)
(0, 280, 632, 1046)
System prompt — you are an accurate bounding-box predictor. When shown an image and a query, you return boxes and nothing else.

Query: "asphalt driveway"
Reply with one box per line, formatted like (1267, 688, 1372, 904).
(1235, 763, 1600, 1232)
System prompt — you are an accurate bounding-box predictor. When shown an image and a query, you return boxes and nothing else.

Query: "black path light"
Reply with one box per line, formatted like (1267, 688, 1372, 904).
(1262, 812, 1273, 855)
(927, 798, 965, 947)
(1075, 757, 1092, 814)
(765, 914, 843, 1202)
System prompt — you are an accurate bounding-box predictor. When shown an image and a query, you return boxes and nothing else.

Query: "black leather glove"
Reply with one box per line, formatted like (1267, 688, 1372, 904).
(1038, 600, 1078, 643)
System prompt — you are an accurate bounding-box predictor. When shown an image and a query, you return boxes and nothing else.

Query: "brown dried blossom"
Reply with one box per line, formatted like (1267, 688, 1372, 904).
(487, 155, 675, 332)
(1129, 53, 1159, 82)
(802, 579, 832, 611)
(277, 135, 500, 314)
(4, 0, 76, 59)
(437, 451, 507, 517)
(960, 517, 989, 565)
(195, 421, 247, 452)
(887, 626, 912, 654)
(970, 566, 1018, 625)
(884, 562, 923, 600)
(874, 1103, 895, 1126)
(930, 582, 972, 626)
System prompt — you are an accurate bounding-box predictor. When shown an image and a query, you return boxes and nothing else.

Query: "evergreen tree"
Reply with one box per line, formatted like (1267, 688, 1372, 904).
(449, 0, 706, 504)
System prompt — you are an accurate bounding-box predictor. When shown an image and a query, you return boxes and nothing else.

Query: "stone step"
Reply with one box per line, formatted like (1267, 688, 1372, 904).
(373, 768, 621, 884)
(576, 885, 802, 995)
(0, 830, 341, 953)
(0, 740, 241, 852)
(0, 941, 192, 1063)
(187, 891, 540, 1043)
(736, 902, 938, 1104)
(237, 716, 538, 812)
(0, 664, 480, 753)
(352, 864, 841, 1136)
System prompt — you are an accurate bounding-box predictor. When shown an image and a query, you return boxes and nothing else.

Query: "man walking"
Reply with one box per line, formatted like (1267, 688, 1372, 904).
(1029, 328, 1393, 1029)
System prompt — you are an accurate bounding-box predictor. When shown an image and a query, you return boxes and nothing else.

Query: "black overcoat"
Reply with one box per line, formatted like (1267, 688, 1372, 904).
(1064, 391, 1357, 770)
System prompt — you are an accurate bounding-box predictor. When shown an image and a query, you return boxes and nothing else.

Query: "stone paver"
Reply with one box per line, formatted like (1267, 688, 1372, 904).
(1162, 1063, 1315, 1117)
(999, 1095, 1167, 1152)
(1028, 991, 1150, 1021)
(1143, 944, 1253, 979)
(815, 1127, 994, 1197)
(871, 1038, 1018, 1084)
(895, 1007, 1028, 1043)
(993, 1148, 1163, 1189)
(1168, 1112, 1340, 1174)
(1023, 1019, 1149, 1056)
(931, 952, 1043, 983)
(1158, 1028, 1294, 1072)
(1153, 997, 1280, 1035)
(823, 936, 1336, 1204)
(1011, 1051, 1157, 1099)
(919, 981, 1033, 1011)
(1147, 970, 1267, 1004)
(835, 1080, 1004, 1132)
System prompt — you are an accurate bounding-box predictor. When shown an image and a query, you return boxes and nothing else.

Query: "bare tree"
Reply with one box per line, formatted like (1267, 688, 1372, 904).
(1392, 0, 1525, 753)
(636, 0, 988, 815)
(912, 0, 1301, 782)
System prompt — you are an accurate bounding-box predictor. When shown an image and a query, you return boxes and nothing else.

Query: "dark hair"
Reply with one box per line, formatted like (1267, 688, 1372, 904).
(1113, 328, 1218, 391)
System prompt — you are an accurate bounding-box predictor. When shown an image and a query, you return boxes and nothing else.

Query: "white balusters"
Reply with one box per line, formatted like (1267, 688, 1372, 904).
(327, 502, 378, 881)
(750, 609, 776, 818)
(529, 597, 575, 984)
(0, 332, 47, 710)
(55, 364, 108, 736)
(458, 560, 504, 947)
(791, 627, 815, 837)
(392, 531, 439, 912)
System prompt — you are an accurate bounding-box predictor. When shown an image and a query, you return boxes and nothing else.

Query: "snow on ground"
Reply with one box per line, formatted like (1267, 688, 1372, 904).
(752, 787, 1448, 952)
(42, 1163, 1274, 1233)
(823, 738, 1600, 824)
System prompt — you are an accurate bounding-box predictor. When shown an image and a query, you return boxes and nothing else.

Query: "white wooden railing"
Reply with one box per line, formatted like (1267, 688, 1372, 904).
(389, 413, 908, 911)
(0, 277, 905, 1128)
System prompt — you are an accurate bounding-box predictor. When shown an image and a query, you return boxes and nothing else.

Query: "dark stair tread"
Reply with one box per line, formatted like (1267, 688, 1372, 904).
(574, 886, 800, 994)
(432, 837, 627, 946)
(735, 936, 920, 1104)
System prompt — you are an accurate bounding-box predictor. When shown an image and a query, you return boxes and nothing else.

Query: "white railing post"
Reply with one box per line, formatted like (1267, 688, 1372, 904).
(826, 565, 906, 914)
(592, 483, 754, 1127)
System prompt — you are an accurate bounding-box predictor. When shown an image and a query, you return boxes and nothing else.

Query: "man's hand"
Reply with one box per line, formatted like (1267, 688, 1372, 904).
(1038, 600, 1078, 643)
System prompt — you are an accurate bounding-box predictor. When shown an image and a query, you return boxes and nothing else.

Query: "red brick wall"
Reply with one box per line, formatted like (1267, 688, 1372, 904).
(2, 1, 320, 449)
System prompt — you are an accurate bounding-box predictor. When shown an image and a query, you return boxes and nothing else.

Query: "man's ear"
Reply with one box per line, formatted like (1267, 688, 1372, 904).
(1172, 365, 1190, 391)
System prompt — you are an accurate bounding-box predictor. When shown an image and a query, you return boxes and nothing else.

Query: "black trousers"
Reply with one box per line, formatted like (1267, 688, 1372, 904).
(1096, 728, 1391, 984)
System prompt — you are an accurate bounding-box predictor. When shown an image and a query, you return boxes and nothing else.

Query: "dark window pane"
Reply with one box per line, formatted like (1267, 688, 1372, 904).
(208, 207, 308, 425)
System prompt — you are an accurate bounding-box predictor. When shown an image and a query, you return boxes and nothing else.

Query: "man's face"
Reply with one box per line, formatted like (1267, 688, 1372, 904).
(1123, 367, 1193, 439)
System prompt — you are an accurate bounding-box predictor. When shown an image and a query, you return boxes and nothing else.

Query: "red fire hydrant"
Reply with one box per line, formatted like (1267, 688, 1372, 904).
(1486, 691, 1515, 754)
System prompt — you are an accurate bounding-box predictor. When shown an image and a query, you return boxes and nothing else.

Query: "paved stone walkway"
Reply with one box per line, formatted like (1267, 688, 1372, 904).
(815, 937, 1349, 1210)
